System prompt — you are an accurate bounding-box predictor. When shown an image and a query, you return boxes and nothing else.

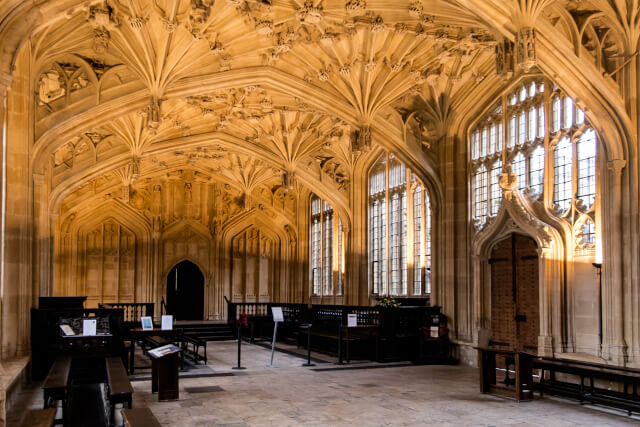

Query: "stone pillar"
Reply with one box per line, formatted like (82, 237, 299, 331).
(0, 72, 13, 363)
(33, 173, 52, 299)
(603, 159, 627, 364)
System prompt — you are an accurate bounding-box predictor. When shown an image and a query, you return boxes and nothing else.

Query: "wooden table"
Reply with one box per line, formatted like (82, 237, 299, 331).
(476, 347, 535, 401)
(127, 328, 183, 374)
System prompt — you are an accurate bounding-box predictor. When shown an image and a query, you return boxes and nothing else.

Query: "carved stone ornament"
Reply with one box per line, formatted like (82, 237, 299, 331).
(147, 98, 162, 130)
(351, 124, 372, 153)
(495, 38, 515, 79)
(282, 171, 296, 193)
(297, 1, 324, 24)
(515, 27, 537, 72)
(345, 0, 366, 15)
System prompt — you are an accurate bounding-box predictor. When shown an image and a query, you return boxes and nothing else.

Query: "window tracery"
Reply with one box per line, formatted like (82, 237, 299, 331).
(469, 78, 599, 255)
(368, 154, 432, 296)
(310, 196, 344, 297)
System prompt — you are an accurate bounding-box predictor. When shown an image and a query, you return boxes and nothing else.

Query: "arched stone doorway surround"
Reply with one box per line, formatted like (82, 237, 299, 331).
(165, 260, 205, 321)
(472, 177, 565, 358)
(159, 220, 213, 319)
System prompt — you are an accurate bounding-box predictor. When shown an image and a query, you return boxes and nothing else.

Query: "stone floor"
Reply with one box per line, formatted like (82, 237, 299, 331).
(9, 340, 640, 426)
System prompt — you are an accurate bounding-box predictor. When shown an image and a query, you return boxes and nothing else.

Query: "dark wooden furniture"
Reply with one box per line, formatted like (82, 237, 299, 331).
(340, 325, 379, 363)
(477, 347, 534, 401)
(182, 334, 207, 364)
(21, 408, 56, 427)
(31, 304, 126, 381)
(534, 358, 640, 415)
(106, 356, 134, 425)
(128, 328, 183, 374)
(149, 346, 180, 401)
(42, 353, 72, 425)
(226, 299, 450, 364)
(121, 408, 161, 427)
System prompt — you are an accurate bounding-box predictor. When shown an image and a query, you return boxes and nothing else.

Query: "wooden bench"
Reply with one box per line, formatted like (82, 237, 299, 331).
(121, 407, 161, 427)
(534, 358, 640, 415)
(42, 353, 72, 425)
(182, 334, 207, 364)
(106, 357, 134, 426)
(21, 408, 56, 427)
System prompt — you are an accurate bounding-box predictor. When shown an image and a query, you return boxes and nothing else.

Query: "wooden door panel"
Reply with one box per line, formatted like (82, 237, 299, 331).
(490, 234, 539, 355)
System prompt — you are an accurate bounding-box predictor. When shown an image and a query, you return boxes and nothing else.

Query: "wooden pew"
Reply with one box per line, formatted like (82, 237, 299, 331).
(121, 407, 161, 427)
(105, 357, 134, 426)
(21, 408, 56, 427)
(182, 334, 207, 364)
(42, 353, 72, 425)
(535, 358, 640, 415)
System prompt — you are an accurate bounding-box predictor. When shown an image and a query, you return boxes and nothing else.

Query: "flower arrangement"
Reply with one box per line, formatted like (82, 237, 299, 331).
(376, 296, 400, 308)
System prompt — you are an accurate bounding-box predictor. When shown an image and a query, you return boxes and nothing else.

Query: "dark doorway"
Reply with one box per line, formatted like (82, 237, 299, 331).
(166, 261, 204, 321)
(489, 233, 539, 355)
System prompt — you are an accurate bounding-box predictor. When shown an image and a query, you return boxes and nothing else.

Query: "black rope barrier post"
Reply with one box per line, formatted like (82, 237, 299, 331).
(337, 324, 343, 365)
(301, 323, 315, 367)
(233, 315, 247, 370)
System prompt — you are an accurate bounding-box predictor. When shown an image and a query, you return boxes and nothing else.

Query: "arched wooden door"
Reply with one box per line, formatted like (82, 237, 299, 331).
(166, 261, 204, 320)
(489, 233, 539, 354)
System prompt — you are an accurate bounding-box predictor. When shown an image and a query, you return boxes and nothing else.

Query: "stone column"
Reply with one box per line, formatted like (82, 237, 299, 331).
(603, 159, 627, 364)
(0, 72, 13, 362)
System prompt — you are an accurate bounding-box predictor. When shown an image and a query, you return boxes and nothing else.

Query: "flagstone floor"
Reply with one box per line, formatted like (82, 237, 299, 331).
(9, 340, 640, 426)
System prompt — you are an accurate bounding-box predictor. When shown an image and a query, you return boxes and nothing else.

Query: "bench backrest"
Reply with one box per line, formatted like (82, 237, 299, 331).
(42, 353, 71, 390)
(106, 357, 134, 395)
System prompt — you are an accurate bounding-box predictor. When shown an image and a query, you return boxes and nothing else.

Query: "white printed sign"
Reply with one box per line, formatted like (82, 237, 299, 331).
(82, 319, 97, 336)
(141, 316, 153, 330)
(347, 314, 358, 327)
(161, 315, 173, 330)
(271, 307, 284, 323)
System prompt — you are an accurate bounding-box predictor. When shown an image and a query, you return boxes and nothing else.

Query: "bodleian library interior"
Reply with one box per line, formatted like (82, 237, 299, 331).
(1, 0, 640, 426)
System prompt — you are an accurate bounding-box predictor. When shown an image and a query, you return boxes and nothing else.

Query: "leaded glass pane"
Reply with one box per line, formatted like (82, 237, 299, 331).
(489, 161, 503, 216)
(577, 129, 597, 209)
(513, 152, 526, 192)
(473, 166, 488, 225)
(554, 137, 573, 212)
(564, 97, 574, 129)
(552, 97, 561, 132)
(529, 146, 545, 195)
(413, 186, 422, 295)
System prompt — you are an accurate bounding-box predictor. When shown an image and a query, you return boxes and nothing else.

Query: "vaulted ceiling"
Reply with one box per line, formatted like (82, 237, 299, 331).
(17, 0, 633, 226)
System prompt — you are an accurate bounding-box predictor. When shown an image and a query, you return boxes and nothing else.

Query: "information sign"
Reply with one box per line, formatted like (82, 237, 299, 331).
(272, 307, 284, 323)
(347, 314, 358, 327)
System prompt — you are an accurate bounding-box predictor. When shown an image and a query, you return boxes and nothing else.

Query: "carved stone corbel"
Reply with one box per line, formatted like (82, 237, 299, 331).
(515, 27, 537, 72)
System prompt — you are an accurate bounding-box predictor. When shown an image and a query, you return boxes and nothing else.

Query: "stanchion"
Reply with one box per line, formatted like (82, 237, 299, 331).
(301, 323, 315, 367)
(267, 322, 279, 368)
(232, 325, 246, 370)
(337, 324, 343, 364)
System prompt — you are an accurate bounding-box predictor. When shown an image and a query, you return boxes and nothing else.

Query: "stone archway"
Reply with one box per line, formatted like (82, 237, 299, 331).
(166, 260, 205, 321)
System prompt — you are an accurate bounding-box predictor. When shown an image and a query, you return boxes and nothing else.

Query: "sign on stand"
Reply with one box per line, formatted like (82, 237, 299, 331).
(347, 314, 357, 328)
(268, 307, 283, 367)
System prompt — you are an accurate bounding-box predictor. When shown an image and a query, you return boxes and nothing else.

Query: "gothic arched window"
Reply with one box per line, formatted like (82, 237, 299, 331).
(369, 153, 432, 296)
(310, 196, 344, 297)
(469, 78, 599, 255)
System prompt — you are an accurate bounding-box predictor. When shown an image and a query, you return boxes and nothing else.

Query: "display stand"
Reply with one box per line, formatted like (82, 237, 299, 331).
(268, 307, 283, 368)
(148, 345, 180, 401)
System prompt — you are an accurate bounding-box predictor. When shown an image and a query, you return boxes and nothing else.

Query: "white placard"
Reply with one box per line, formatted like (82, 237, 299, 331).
(148, 344, 179, 358)
(82, 319, 96, 336)
(430, 326, 439, 338)
(161, 315, 173, 330)
(271, 307, 284, 323)
(59, 324, 75, 336)
(347, 314, 358, 327)
(141, 316, 153, 330)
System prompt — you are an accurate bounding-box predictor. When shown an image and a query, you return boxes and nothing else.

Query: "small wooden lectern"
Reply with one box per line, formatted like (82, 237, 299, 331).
(148, 344, 180, 401)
